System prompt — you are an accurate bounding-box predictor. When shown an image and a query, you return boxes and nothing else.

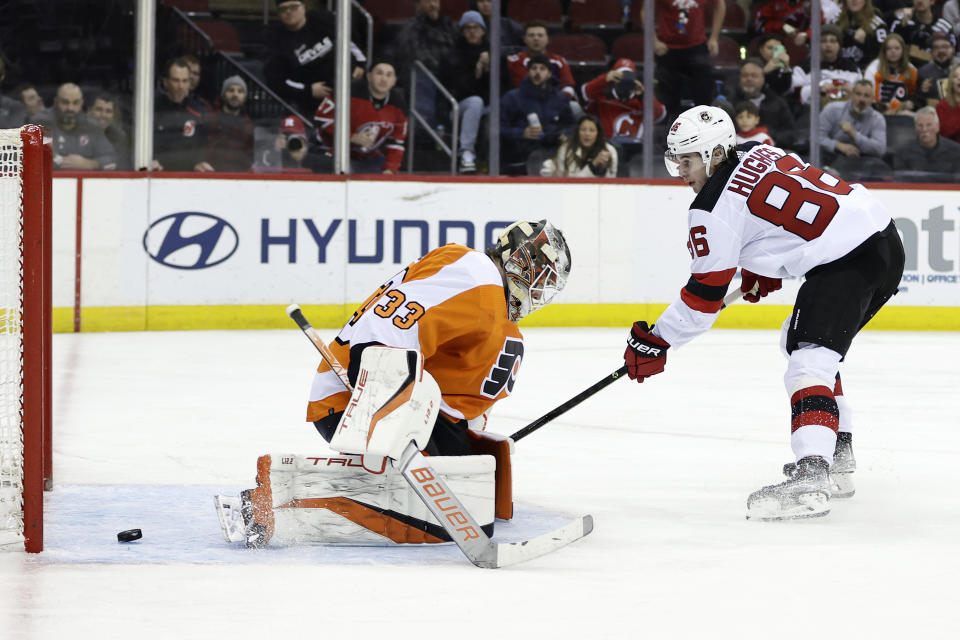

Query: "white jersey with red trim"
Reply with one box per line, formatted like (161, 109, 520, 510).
(307, 244, 522, 424)
(653, 142, 892, 349)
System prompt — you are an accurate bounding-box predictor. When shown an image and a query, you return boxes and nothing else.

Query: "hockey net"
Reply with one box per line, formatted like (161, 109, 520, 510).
(0, 126, 52, 553)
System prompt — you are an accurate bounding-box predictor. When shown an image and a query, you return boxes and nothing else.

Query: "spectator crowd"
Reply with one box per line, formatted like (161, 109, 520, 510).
(2, 0, 960, 182)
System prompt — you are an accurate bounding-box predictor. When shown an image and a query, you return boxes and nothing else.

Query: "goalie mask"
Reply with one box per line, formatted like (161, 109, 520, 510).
(664, 105, 736, 178)
(493, 220, 571, 322)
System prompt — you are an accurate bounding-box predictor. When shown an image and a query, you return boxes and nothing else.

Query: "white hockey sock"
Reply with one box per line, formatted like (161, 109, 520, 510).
(784, 347, 842, 464)
(835, 375, 852, 434)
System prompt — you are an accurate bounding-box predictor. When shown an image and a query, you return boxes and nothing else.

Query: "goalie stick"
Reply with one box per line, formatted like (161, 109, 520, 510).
(285, 304, 593, 568)
(510, 286, 753, 442)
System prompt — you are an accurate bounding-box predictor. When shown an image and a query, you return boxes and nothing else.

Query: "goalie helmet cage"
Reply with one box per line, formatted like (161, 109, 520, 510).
(0, 125, 53, 553)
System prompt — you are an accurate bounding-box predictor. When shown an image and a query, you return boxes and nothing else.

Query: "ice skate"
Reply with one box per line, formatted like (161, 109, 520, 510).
(782, 432, 856, 499)
(747, 456, 831, 521)
(213, 493, 247, 543)
(214, 489, 269, 547)
(829, 432, 856, 498)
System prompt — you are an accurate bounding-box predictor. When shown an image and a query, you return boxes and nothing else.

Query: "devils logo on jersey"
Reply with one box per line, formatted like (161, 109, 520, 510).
(481, 338, 524, 398)
(613, 114, 644, 139)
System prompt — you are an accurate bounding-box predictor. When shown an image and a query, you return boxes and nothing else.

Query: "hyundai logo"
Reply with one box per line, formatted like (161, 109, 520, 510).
(143, 212, 239, 270)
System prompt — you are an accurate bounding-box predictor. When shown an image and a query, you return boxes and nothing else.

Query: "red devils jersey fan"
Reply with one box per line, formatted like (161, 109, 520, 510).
(315, 61, 408, 174)
(506, 21, 578, 102)
(581, 58, 666, 142)
(622, 105, 904, 522)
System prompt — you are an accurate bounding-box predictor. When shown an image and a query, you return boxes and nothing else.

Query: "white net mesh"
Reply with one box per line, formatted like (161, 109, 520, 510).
(0, 128, 24, 549)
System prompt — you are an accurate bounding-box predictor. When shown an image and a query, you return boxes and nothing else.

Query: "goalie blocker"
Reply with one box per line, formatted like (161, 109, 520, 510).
(216, 347, 514, 547)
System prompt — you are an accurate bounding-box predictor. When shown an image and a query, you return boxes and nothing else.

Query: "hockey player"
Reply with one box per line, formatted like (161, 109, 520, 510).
(622, 105, 904, 520)
(216, 221, 571, 547)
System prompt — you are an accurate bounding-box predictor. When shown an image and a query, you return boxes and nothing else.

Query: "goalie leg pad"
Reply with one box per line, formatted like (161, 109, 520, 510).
(466, 429, 514, 520)
(331, 347, 441, 459)
(241, 455, 278, 548)
(258, 453, 495, 546)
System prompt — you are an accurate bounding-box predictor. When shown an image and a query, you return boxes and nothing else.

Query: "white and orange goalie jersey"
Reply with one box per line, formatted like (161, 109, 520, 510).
(307, 243, 523, 427)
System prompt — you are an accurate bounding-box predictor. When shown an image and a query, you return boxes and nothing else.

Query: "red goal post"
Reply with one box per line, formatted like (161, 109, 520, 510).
(0, 125, 52, 553)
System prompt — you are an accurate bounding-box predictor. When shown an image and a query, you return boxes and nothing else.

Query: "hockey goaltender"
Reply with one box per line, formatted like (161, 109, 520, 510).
(216, 220, 576, 553)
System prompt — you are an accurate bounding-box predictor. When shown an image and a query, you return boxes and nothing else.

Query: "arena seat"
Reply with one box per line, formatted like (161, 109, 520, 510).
(549, 34, 609, 66)
(440, 0, 471, 22)
(508, 0, 564, 31)
(713, 34, 743, 70)
(364, 0, 415, 25)
(569, 0, 625, 34)
(612, 33, 645, 65)
(195, 20, 243, 55)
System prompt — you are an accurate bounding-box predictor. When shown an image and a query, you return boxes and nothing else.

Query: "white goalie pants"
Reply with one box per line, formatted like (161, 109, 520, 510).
(246, 453, 496, 546)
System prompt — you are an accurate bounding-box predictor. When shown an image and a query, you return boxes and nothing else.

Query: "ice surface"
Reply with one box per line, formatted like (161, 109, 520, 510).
(2, 326, 959, 639)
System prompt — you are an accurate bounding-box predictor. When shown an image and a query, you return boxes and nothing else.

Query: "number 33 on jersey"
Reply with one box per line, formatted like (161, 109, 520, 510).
(307, 244, 525, 425)
(682, 142, 891, 313)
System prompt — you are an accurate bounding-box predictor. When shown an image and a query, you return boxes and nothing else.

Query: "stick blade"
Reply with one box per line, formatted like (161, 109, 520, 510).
(475, 514, 594, 569)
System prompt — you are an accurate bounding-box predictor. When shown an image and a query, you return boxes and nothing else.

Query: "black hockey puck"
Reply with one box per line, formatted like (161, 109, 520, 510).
(117, 528, 142, 542)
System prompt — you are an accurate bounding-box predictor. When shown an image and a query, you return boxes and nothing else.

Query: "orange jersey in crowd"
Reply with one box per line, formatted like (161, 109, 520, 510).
(306, 244, 523, 425)
(872, 67, 918, 112)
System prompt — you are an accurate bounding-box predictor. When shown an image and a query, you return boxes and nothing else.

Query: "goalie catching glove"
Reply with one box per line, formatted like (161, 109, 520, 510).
(624, 321, 670, 383)
(740, 269, 782, 303)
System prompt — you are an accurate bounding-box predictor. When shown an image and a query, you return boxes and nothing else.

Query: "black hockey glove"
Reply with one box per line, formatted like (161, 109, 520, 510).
(623, 321, 670, 383)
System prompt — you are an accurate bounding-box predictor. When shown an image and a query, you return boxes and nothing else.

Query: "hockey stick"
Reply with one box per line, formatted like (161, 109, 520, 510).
(509, 286, 752, 442)
(511, 366, 628, 442)
(285, 304, 593, 568)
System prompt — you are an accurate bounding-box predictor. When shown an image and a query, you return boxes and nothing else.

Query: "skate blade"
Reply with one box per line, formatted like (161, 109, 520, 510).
(746, 492, 831, 521)
(831, 472, 855, 499)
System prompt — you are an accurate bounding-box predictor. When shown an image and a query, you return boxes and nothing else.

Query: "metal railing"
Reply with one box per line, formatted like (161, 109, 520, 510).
(322, 0, 374, 68)
(352, 0, 373, 70)
(407, 61, 459, 175)
(171, 6, 314, 129)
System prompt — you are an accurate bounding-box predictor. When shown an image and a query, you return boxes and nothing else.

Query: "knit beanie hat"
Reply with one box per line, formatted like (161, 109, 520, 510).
(459, 10, 485, 29)
(221, 75, 248, 96)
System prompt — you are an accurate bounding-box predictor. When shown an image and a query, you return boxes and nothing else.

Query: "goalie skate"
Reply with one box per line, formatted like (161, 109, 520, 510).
(782, 433, 856, 499)
(215, 490, 270, 548)
(747, 456, 831, 521)
(214, 494, 247, 543)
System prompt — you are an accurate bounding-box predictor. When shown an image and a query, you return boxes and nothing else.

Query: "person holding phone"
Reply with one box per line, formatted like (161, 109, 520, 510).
(756, 34, 795, 96)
